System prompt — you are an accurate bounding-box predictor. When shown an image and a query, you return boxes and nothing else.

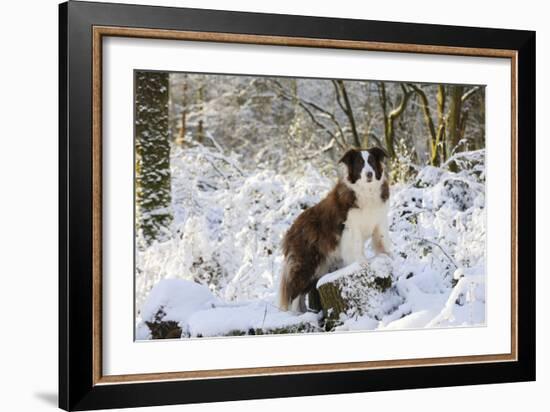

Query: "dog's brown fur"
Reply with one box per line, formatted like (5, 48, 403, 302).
(381, 180, 390, 202)
(279, 182, 357, 310)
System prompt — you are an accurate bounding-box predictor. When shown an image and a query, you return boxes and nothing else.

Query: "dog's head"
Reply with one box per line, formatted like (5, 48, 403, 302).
(339, 147, 388, 185)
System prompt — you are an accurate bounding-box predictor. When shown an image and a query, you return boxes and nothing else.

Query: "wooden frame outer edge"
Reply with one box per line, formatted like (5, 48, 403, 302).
(511, 51, 518, 362)
(93, 26, 516, 57)
(91, 26, 518, 386)
(92, 27, 103, 386)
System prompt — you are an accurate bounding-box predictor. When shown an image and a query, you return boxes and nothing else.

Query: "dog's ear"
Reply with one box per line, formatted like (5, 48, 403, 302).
(368, 147, 389, 163)
(339, 148, 359, 168)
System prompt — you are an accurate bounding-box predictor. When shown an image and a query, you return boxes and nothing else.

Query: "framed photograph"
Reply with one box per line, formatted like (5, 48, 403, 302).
(59, 1, 535, 410)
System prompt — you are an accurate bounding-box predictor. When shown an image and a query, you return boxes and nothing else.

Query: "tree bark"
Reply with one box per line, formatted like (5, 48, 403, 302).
(317, 265, 393, 329)
(437, 85, 447, 163)
(135, 71, 172, 245)
(446, 85, 465, 159)
(409, 84, 441, 166)
(334, 80, 361, 148)
(378, 82, 412, 158)
(197, 84, 205, 143)
(175, 80, 188, 146)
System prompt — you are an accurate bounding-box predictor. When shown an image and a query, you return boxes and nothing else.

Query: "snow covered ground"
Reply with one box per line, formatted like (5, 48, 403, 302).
(135, 144, 486, 339)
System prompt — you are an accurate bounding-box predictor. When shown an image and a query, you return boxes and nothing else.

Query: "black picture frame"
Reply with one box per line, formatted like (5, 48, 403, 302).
(59, 1, 536, 410)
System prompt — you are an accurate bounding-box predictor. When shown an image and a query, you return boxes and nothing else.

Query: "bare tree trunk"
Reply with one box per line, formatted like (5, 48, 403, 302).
(437, 85, 447, 164)
(409, 84, 441, 166)
(378, 82, 412, 158)
(197, 84, 205, 143)
(361, 82, 375, 147)
(446, 85, 464, 159)
(175, 80, 188, 146)
(334, 80, 361, 147)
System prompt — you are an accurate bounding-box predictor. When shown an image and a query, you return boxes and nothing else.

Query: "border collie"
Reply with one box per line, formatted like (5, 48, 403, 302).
(278, 147, 391, 312)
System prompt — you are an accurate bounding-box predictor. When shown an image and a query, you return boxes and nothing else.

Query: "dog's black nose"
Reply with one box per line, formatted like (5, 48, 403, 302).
(366, 171, 373, 179)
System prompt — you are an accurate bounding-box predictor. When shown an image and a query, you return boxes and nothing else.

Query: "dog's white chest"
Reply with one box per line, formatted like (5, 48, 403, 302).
(338, 187, 389, 265)
(345, 201, 386, 237)
(348, 186, 387, 234)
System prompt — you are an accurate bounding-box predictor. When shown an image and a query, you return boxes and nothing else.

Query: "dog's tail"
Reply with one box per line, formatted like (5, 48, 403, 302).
(278, 259, 291, 311)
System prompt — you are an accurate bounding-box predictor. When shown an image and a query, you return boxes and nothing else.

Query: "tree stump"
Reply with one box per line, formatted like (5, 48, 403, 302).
(146, 320, 182, 339)
(317, 258, 394, 329)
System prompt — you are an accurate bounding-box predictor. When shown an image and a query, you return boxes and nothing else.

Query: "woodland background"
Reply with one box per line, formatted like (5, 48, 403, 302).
(135, 71, 487, 338)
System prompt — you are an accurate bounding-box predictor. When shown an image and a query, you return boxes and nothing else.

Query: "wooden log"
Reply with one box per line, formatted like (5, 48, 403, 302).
(317, 259, 394, 330)
(143, 309, 321, 339)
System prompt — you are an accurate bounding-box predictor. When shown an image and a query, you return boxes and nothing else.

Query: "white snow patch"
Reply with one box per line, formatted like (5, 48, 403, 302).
(139, 279, 220, 324)
(187, 303, 320, 337)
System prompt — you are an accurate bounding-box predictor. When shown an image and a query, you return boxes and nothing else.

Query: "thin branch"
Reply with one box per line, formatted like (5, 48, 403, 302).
(302, 138, 336, 160)
(366, 132, 385, 149)
(461, 86, 481, 103)
(388, 84, 412, 121)
(408, 83, 439, 163)
(188, 147, 245, 176)
(272, 80, 337, 120)
(200, 155, 230, 189)
(295, 97, 346, 149)
(205, 131, 224, 153)
(413, 236, 458, 269)
(270, 79, 347, 149)
(332, 80, 347, 114)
